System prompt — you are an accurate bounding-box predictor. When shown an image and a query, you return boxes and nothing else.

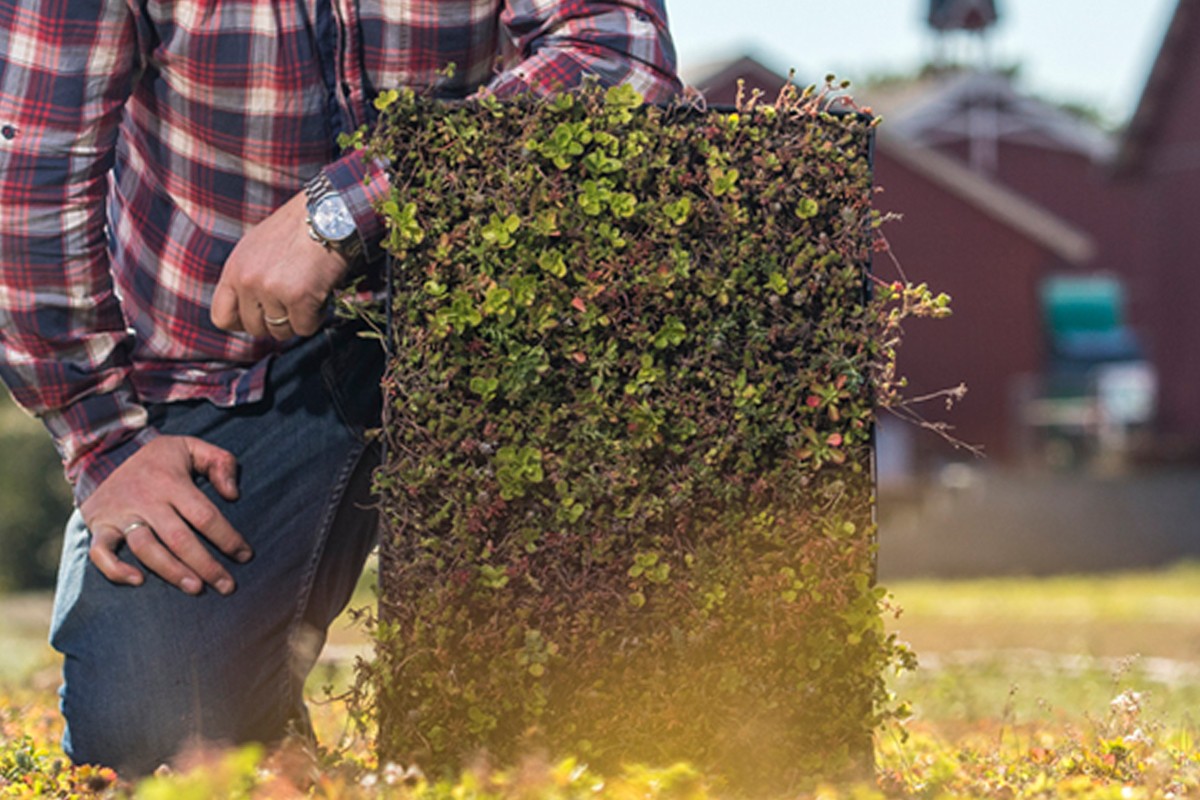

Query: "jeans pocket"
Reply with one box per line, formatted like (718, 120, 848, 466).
(319, 323, 385, 444)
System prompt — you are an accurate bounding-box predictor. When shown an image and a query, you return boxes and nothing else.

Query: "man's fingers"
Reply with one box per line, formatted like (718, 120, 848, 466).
(238, 295, 270, 339)
(88, 525, 145, 587)
(283, 298, 325, 338)
(279, 290, 329, 338)
(122, 521, 207, 595)
(261, 302, 294, 341)
(212, 190, 349, 341)
(81, 435, 250, 596)
(186, 436, 240, 501)
(89, 495, 245, 597)
(210, 282, 244, 332)
(174, 486, 253, 565)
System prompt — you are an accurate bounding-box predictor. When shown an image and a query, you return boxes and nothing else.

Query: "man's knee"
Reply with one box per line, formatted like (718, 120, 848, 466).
(51, 563, 304, 773)
(58, 634, 304, 774)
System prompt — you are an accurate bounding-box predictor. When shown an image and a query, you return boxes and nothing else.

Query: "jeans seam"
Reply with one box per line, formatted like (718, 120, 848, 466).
(283, 434, 368, 712)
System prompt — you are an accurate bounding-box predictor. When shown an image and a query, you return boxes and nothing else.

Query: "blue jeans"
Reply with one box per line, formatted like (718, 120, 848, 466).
(49, 322, 384, 774)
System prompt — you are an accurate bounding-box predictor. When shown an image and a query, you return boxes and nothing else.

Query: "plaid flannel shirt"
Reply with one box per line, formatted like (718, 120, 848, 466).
(0, 0, 680, 503)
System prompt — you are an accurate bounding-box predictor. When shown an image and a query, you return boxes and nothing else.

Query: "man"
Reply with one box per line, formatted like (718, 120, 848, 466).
(0, 0, 679, 774)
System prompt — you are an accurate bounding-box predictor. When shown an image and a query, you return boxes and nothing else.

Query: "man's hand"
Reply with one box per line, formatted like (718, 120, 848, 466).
(211, 191, 349, 340)
(80, 436, 252, 595)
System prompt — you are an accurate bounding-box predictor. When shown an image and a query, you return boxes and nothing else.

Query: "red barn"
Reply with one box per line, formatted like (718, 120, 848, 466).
(1112, 0, 1200, 459)
(869, 69, 1151, 466)
(873, 133, 1096, 464)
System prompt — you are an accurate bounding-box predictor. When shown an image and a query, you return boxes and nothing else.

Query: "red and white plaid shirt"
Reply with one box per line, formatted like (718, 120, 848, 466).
(0, 0, 680, 502)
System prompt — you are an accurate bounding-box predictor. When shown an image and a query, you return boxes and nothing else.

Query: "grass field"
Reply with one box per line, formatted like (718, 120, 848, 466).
(888, 561, 1200, 730)
(2, 562, 1198, 796)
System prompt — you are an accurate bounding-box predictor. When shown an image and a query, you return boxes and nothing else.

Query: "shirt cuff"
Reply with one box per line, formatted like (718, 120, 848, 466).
(71, 424, 160, 506)
(323, 149, 392, 268)
(32, 376, 160, 506)
(487, 71, 534, 99)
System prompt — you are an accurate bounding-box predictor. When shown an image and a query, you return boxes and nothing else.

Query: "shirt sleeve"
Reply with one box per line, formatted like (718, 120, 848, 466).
(323, 0, 681, 261)
(0, 0, 154, 505)
(489, 0, 681, 102)
(321, 149, 393, 267)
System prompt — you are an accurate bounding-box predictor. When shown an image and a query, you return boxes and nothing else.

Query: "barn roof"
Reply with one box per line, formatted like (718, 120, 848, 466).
(878, 132, 1096, 265)
(1113, 0, 1199, 175)
(872, 70, 1116, 163)
(682, 53, 794, 105)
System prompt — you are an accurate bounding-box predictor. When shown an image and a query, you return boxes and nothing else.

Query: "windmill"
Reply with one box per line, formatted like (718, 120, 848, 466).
(926, 0, 1002, 172)
(928, 0, 1000, 64)
(928, 0, 999, 33)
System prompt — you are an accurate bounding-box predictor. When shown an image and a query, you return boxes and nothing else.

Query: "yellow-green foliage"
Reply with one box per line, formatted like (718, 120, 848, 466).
(1, 661, 1199, 798)
(872, 692, 1200, 800)
(0, 687, 118, 798)
(359, 81, 946, 794)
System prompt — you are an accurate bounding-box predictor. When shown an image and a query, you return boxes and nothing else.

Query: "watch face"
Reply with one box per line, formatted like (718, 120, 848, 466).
(312, 194, 356, 242)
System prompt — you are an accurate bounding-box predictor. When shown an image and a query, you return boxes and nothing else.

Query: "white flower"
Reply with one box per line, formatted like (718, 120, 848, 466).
(1110, 690, 1143, 716)
(382, 762, 405, 785)
(1123, 727, 1153, 746)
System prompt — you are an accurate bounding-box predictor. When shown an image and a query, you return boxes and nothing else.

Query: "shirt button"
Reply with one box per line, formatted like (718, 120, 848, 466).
(1, 125, 15, 140)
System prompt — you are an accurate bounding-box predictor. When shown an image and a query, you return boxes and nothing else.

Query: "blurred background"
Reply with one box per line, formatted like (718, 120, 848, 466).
(1, 0, 1197, 727)
(678, 0, 1200, 580)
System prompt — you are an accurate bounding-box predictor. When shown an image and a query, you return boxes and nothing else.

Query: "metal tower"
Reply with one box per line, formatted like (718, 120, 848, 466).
(928, 0, 999, 33)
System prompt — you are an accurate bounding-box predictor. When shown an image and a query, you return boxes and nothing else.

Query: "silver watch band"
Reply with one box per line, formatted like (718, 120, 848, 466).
(304, 172, 364, 264)
(304, 172, 338, 207)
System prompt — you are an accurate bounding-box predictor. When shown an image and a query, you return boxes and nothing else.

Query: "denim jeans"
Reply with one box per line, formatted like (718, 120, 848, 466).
(49, 322, 384, 774)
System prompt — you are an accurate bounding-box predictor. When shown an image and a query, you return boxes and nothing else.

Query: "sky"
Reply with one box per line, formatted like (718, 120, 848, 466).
(667, 0, 1179, 127)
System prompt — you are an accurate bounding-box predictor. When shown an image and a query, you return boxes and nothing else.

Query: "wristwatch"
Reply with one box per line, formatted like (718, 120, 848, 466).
(304, 172, 364, 264)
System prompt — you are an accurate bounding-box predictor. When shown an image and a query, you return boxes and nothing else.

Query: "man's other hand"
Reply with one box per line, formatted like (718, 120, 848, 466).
(211, 191, 349, 340)
(80, 436, 252, 595)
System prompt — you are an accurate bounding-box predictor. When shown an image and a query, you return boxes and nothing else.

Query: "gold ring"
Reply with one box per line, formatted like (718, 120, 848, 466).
(121, 520, 151, 536)
(264, 314, 290, 326)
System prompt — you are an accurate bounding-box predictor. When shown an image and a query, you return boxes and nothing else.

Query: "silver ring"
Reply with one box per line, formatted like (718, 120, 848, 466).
(263, 314, 290, 326)
(121, 520, 151, 536)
